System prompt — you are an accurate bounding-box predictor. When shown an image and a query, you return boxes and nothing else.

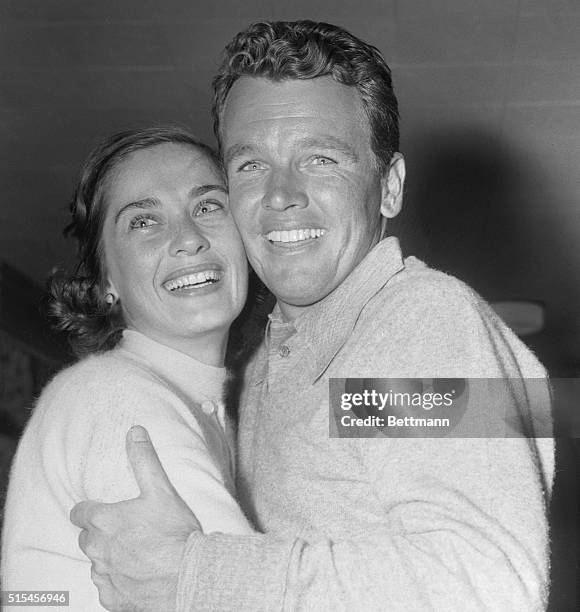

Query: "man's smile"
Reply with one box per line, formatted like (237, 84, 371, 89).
(265, 228, 326, 243)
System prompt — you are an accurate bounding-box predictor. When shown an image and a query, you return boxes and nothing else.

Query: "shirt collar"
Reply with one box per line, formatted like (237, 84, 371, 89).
(118, 329, 227, 403)
(268, 236, 405, 381)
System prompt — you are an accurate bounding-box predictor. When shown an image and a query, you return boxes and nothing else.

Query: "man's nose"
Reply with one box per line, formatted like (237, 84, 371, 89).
(261, 169, 308, 211)
(169, 220, 209, 256)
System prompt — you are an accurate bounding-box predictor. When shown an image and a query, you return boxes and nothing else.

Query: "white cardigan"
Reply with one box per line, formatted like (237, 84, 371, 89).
(2, 330, 254, 611)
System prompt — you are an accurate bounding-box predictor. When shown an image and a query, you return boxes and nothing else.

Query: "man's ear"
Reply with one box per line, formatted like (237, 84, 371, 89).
(380, 153, 406, 220)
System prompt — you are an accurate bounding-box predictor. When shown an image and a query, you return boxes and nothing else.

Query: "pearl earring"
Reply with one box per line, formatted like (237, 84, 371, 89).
(105, 293, 116, 305)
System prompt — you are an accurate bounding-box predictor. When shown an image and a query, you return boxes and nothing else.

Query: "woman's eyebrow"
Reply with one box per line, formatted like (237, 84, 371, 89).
(114, 198, 159, 224)
(113, 186, 226, 224)
(190, 184, 228, 197)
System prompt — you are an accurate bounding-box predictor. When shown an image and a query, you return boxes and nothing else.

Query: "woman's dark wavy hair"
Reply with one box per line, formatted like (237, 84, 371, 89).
(49, 126, 222, 358)
(212, 20, 400, 172)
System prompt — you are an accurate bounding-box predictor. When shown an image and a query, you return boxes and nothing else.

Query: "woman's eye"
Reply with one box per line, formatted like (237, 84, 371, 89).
(238, 161, 264, 172)
(129, 215, 158, 229)
(311, 156, 336, 166)
(193, 200, 223, 216)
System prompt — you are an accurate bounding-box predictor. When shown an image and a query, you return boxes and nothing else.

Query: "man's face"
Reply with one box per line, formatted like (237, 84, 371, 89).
(222, 76, 404, 320)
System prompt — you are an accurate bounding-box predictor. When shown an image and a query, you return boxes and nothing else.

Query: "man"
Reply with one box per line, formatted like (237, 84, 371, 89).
(72, 21, 553, 611)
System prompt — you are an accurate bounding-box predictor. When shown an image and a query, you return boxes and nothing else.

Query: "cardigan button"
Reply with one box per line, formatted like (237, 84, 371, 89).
(279, 345, 291, 358)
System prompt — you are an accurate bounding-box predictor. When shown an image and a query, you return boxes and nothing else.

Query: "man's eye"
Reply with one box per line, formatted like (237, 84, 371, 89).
(129, 215, 158, 229)
(193, 200, 223, 216)
(238, 161, 264, 172)
(311, 156, 336, 166)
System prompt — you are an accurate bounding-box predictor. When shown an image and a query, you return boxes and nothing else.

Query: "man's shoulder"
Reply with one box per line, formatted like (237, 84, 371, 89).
(354, 256, 545, 378)
(351, 258, 484, 358)
(370, 255, 488, 320)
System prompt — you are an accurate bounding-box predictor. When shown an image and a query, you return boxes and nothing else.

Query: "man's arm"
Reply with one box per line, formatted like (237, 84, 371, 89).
(73, 430, 550, 612)
(176, 442, 550, 611)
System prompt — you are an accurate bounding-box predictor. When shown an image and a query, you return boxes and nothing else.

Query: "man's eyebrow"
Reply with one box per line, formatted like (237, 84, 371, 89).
(297, 136, 359, 162)
(224, 144, 257, 167)
(114, 198, 159, 224)
(224, 137, 359, 166)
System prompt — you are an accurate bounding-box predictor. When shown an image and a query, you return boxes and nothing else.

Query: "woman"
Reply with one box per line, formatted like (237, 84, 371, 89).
(1, 127, 255, 610)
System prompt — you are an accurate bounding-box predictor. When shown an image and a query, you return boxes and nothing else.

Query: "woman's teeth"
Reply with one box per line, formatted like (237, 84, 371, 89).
(266, 228, 326, 243)
(163, 270, 221, 292)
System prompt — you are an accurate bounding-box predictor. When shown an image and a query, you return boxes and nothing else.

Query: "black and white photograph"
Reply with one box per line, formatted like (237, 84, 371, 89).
(1, 1, 579, 610)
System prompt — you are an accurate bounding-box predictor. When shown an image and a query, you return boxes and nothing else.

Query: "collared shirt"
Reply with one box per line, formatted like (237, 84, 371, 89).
(179, 237, 554, 611)
(261, 236, 407, 384)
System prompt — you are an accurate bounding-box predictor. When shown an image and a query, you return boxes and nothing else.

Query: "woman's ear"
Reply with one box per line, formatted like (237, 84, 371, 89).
(104, 280, 119, 305)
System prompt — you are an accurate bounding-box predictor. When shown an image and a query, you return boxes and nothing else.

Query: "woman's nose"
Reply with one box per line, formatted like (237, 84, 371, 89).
(169, 221, 209, 256)
(261, 170, 308, 211)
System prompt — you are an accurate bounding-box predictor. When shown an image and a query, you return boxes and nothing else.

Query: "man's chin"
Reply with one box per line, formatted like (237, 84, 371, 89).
(271, 283, 337, 315)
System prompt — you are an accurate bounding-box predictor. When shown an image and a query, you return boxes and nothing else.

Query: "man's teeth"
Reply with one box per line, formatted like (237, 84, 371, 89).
(164, 270, 221, 292)
(266, 228, 326, 243)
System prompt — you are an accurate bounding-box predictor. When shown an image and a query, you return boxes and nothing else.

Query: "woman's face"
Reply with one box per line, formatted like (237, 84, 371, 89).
(101, 143, 248, 365)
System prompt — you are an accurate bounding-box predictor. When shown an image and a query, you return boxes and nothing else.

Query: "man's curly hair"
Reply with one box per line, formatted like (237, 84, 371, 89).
(212, 20, 400, 172)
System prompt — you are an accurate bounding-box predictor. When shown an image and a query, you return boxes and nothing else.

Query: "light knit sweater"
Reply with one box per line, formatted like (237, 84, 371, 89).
(177, 237, 554, 611)
(2, 330, 253, 611)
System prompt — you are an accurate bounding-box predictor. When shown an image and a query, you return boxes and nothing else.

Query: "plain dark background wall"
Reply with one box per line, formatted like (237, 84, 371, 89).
(0, 1, 579, 609)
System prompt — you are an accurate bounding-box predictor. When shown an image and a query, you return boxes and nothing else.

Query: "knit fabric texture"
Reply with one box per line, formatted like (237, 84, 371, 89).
(177, 237, 553, 612)
(2, 330, 254, 611)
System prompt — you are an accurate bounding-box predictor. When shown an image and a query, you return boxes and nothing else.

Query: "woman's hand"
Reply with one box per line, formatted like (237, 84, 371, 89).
(70, 426, 201, 612)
